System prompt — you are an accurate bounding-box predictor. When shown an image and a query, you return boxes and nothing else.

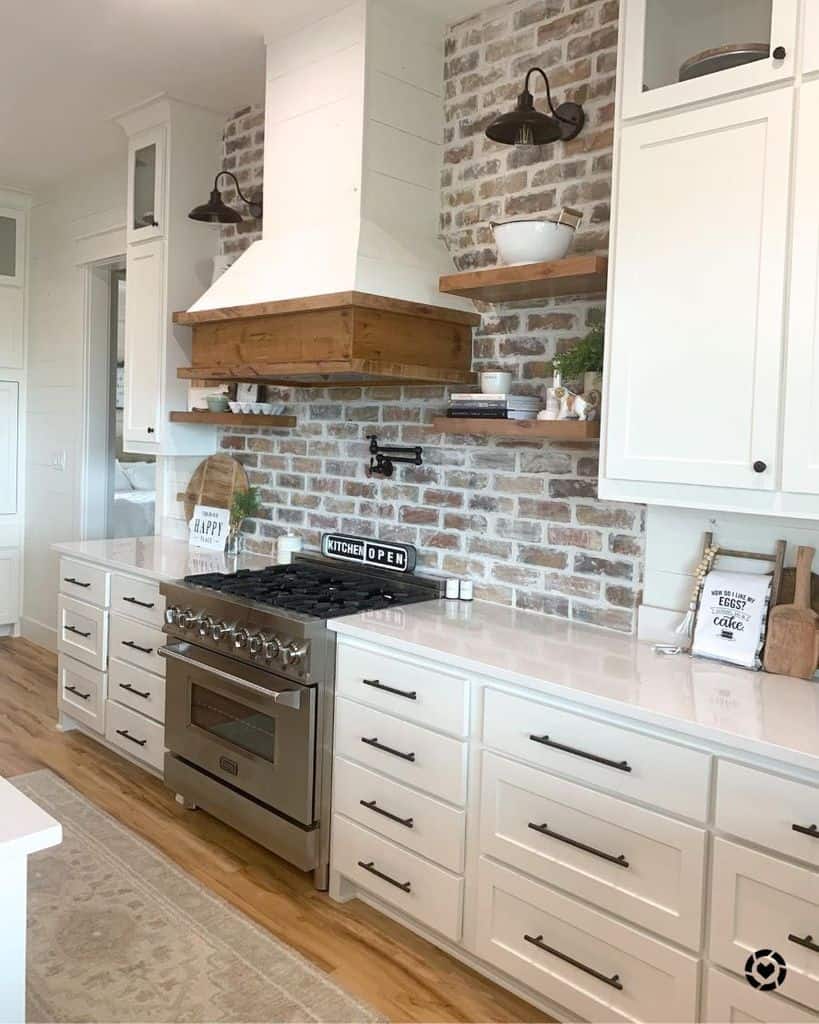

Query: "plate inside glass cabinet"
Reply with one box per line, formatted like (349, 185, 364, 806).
(679, 43, 770, 82)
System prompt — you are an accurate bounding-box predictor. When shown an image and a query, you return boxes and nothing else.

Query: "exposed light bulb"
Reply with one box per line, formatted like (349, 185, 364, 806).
(516, 122, 535, 145)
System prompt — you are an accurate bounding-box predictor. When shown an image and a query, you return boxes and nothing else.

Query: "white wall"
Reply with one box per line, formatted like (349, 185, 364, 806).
(641, 504, 819, 638)
(22, 155, 126, 647)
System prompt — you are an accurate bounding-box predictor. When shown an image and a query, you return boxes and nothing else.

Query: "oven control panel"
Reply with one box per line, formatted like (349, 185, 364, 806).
(164, 605, 310, 676)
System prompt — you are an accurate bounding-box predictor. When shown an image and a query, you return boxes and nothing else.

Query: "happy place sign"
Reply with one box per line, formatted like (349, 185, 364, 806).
(322, 533, 417, 573)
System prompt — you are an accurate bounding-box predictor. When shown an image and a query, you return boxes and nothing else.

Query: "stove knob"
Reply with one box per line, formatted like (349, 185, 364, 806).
(165, 605, 179, 625)
(198, 616, 214, 638)
(211, 621, 229, 642)
(233, 628, 250, 650)
(262, 636, 281, 661)
(248, 633, 263, 656)
(177, 609, 195, 630)
(281, 641, 309, 668)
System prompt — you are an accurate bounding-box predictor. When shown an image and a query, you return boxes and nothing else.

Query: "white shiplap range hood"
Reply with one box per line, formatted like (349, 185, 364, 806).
(175, 0, 478, 387)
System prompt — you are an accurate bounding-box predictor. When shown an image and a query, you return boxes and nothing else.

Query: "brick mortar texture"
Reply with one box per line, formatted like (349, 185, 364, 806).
(216, 0, 645, 634)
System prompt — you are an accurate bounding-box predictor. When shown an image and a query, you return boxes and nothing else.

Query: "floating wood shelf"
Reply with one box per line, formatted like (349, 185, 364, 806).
(177, 360, 477, 387)
(439, 254, 608, 303)
(169, 411, 297, 427)
(431, 417, 600, 441)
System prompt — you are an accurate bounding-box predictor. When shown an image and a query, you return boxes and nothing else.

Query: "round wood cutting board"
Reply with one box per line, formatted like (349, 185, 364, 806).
(178, 454, 249, 522)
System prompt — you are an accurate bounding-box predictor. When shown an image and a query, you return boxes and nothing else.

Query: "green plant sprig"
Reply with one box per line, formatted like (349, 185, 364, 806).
(230, 487, 261, 527)
(553, 323, 604, 382)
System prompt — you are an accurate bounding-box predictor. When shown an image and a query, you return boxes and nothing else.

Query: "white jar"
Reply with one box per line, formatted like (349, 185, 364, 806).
(277, 533, 303, 564)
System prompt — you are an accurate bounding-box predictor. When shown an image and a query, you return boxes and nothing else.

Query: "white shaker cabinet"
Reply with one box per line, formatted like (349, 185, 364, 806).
(605, 89, 792, 491)
(782, 78, 819, 495)
(620, 0, 797, 121)
(126, 125, 165, 246)
(802, 0, 819, 75)
(123, 239, 164, 450)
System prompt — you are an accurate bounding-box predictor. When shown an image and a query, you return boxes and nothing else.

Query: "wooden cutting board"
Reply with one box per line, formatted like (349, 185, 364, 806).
(775, 566, 819, 613)
(177, 454, 248, 522)
(764, 545, 819, 678)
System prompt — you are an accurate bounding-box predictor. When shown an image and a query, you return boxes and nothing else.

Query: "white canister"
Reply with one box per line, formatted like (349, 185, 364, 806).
(445, 578, 460, 600)
(277, 532, 303, 564)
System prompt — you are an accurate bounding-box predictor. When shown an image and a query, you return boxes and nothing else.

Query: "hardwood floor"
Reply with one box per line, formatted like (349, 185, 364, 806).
(0, 637, 547, 1024)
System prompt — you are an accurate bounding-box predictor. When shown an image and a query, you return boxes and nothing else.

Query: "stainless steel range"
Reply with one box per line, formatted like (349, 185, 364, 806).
(158, 538, 442, 889)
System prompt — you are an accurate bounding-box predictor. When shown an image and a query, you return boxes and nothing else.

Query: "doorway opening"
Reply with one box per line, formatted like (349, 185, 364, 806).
(84, 257, 156, 539)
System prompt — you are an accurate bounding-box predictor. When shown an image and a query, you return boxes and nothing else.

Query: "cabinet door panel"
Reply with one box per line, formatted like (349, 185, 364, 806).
(605, 90, 792, 489)
(0, 288, 23, 368)
(783, 80, 819, 494)
(0, 381, 18, 513)
(803, 0, 819, 75)
(126, 126, 165, 245)
(124, 239, 163, 450)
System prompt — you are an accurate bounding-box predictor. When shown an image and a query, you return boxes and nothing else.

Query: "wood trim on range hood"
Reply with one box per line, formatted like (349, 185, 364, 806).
(173, 290, 480, 387)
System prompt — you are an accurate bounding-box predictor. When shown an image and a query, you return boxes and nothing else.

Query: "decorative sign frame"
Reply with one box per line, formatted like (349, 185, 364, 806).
(189, 505, 230, 551)
(322, 533, 417, 573)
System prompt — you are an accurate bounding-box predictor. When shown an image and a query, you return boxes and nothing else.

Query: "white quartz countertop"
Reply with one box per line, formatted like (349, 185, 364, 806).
(52, 536, 275, 583)
(329, 599, 819, 774)
(0, 776, 62, 859)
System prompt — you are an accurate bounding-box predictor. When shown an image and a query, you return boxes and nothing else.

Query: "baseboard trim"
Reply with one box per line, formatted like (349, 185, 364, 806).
(21, 617, 57, 652)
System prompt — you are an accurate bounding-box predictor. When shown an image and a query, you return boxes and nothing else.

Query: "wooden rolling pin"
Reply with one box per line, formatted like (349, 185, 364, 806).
(764, 545, 819, 678)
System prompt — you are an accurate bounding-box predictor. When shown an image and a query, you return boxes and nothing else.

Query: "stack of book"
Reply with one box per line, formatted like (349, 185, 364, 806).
(446, 393, 542, 420)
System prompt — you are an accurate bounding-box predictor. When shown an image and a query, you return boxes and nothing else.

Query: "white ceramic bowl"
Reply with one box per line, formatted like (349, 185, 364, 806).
(250, 403, 265, 414)
(228, 401, 242, 414)
(239, 402, 253, 414)
(492, 217, 576, 265)
(480, 371, 512, 395)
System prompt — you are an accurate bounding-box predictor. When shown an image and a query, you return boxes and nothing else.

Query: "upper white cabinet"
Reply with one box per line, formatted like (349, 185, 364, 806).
(123, 239, 163, 449)
(621, 0, 798, 119)
(605, 90, 792, 490)
(115, 96, 223, 457)
(0, 208, 24, 286)
(126, 126, 165, 245)
(0, 381, 19, 515)
(0, 206, 25, 370)
(803, 0, 819, 74)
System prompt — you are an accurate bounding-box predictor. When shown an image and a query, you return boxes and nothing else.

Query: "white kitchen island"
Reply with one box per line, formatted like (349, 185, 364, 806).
(0, 776, 61, 1023)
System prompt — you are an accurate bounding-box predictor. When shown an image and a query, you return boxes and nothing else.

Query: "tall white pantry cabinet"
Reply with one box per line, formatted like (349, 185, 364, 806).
(601, 0, 819, 518)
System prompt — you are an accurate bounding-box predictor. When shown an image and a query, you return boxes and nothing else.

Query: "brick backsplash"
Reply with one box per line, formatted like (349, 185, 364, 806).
(216, 0, 646, 633)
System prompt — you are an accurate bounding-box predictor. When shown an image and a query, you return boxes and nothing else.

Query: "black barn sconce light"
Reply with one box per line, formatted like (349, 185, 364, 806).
(485, 66, 585, 146)
(188, 170, 263, 224)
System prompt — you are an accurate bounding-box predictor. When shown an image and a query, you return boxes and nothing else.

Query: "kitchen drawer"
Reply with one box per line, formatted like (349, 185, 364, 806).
(716, 760, 819, 868)
(483, 688, 711, 821)
(109, 613, 165, 677)
(476, 858, 699, 1024)
(333, 756, 466, 873)
(336, 639, 469, 737)
(109, 657, 165, 724)
(704, 967, 816, 1023)
(59, 557, 109, 608)
(480, 751, 706, 949)
(105, 700, 165, 772)
(58, 655, 106, 734)
(710, 838, 819, 1012)
(111, 572, 165, 629)
(58, 594, 108, 671)
(332, 813, 463, 942)
(334, 697, 467, 806)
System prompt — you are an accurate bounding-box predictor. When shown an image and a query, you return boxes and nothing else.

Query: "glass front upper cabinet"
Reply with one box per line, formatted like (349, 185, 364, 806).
(621, 0, 798, 119)
(127, 125, 165, 243)
(0, 209, 24, 286)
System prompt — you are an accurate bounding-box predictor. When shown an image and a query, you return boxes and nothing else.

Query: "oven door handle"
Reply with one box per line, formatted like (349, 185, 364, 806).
(158, 644, 302, 710)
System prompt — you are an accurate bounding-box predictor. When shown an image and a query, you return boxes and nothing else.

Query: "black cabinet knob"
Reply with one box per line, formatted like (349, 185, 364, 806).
(147, 427, 155, 434)
(773, 46, 787, 60)
(753, 460, 767, 473)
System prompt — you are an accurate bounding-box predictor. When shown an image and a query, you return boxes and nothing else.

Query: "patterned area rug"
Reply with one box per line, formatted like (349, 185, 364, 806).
(14, 770, 381, 1023)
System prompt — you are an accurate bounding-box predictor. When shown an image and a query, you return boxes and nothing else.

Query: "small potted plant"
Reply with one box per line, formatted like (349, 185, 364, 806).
(227, 487, 261, 556)
(553, 321, 604, 394)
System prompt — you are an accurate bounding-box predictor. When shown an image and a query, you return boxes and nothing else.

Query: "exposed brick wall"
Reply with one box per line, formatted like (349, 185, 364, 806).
(217, 0, 646, 634)
(219, 105, 264, 257)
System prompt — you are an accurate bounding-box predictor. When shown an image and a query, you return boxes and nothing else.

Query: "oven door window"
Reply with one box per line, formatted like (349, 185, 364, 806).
(190, 684, 276, 762)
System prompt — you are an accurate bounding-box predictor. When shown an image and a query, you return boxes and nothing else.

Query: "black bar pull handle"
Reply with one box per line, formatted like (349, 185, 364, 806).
(792, 823, 819, 839)
(528, 822, 629, 868)
(529, 733, 632, 773)
(63, 577, 91, 589)
(122, 640, 154, 655)
(115, 728, 147, 748)
(123, 595, 155, 610)
(119, 682, 151, 700)
(357, 860, 411, 892)
(524, 934, 623, 990)
(361, 736, 416, 762)
(65, 685, 91, 701)
(65, 625, 92, 638)
(360, 799, 414, 829)
(789, 933, 819, 954)
(362, 678, 417, 701)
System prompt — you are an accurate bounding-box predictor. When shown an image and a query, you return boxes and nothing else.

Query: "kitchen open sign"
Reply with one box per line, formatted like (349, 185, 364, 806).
(189, 505, 230, 551)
